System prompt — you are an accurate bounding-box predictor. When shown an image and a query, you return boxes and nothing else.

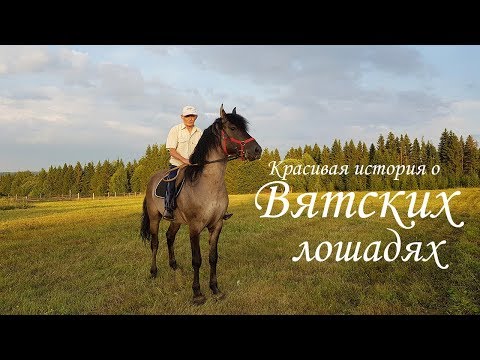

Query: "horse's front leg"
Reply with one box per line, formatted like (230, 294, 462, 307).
(208, 219, 225, 300)
(149, 217, 161, 278)
(189, 225, 206, 305)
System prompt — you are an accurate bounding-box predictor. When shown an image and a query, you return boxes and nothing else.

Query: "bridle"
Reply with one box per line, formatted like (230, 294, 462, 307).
(221, 129, 256, 161)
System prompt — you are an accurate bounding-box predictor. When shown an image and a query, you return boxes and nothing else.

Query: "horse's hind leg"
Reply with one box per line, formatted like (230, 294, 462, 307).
(208, 220, 225, 300)
(189, 226, 206, 305)
(149, 214, 161, 278)
(166, 222, 181, 270)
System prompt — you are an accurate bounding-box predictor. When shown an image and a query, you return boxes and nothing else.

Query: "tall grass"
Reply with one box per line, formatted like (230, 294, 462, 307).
(0, 189, 478, 314)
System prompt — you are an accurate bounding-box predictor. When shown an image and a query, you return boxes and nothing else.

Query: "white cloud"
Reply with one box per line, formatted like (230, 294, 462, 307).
(0, 45, 52, 75)
(58, 48, 89, 69)
(104, 120, 155, 137)
(2, 45, 480, 171)
(98, 62, 145, 100)
(418, 99, 480, 138)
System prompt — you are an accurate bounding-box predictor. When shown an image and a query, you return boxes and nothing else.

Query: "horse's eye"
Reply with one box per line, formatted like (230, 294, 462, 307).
(229, 126, 236, 131)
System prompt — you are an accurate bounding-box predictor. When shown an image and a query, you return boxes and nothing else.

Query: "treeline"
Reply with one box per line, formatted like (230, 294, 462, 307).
(0, 145, 171, 197)
(278, 129, 480, 192)
(1, 129, 479, 197)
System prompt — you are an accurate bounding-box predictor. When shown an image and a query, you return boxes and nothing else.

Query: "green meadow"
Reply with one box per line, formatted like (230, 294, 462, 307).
(0, 189, 479, 314)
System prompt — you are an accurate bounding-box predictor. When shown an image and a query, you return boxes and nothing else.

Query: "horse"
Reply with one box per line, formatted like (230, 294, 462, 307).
(140, 104, 262, 304)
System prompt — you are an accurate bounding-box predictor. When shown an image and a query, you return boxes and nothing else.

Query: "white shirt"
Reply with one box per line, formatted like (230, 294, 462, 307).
(166, 123, 203, 166)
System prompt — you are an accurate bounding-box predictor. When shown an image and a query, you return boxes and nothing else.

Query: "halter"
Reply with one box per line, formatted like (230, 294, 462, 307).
(221, 130, 256, 161)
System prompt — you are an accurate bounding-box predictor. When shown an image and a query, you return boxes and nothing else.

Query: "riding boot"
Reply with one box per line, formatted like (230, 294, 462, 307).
(164, 166, 178, 221)
(223, 212, 233, 220)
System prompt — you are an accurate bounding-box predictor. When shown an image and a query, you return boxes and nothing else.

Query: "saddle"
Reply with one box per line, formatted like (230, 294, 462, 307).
(153, 167, 233, 220)
(154, 168, 186, 198)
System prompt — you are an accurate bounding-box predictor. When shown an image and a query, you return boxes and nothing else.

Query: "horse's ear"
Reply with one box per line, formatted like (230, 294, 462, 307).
(220, 104, 228, 124)
(232, 107, 236, 115)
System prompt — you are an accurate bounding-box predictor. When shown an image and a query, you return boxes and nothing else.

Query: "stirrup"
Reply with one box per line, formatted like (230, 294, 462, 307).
(223, 212, 233, 220)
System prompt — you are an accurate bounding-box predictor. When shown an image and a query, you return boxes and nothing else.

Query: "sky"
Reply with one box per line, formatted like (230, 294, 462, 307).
(1, 45, 480, 172)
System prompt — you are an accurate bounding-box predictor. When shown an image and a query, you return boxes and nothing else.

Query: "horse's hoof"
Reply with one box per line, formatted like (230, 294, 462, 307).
(212, 291, 226, 301)
(150, 268, 157, 278)
(169, 260, 178, 270)
(193, 294, 207, 305)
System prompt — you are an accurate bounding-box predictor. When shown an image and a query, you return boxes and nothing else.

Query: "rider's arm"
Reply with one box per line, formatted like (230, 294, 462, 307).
(168, 148, 191, 165)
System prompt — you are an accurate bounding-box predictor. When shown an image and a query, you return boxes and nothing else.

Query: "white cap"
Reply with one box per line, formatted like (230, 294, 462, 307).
(182, 105, 198, 116)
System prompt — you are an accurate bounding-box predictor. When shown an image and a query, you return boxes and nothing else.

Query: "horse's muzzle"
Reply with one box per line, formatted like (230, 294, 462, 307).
(246, 144, 262, 160)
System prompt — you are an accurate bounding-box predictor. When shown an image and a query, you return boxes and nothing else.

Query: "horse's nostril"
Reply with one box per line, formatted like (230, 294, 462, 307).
(255, 146, 261, 154)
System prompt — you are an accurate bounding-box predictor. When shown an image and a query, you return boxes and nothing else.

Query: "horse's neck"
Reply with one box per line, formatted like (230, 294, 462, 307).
(200, 146, 227, 181)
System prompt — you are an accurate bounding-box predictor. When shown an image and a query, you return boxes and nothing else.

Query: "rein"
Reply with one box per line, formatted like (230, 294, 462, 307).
(161, 155, 239, 182)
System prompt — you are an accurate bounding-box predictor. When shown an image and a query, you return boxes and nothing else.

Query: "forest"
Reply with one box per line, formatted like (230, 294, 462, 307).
(1, 129, 479, 197)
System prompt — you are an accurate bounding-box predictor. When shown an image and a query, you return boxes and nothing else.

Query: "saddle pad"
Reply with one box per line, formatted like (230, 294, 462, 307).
(154, 177, 185, 198)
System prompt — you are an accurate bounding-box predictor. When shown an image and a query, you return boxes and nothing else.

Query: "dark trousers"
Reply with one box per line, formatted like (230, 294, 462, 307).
(165, 164, 178, 212)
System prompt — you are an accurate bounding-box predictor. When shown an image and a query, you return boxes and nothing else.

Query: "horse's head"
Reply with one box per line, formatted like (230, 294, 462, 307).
(219, 104, 262, 161)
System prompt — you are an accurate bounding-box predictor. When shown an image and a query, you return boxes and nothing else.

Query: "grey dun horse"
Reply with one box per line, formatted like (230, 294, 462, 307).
(140, 105, 262, 304)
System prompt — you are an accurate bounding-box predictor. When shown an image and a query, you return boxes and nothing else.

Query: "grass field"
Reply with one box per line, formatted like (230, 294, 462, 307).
(0, 189, 479, 314)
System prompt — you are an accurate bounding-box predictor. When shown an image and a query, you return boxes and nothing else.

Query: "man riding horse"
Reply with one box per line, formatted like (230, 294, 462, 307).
(163, 105, 232, 221)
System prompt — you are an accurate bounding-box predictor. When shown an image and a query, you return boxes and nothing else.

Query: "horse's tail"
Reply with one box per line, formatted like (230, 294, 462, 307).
(140, 196, 151, 243)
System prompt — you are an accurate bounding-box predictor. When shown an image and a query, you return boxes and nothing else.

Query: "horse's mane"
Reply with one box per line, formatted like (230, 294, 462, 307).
(185, 113, 249, 182)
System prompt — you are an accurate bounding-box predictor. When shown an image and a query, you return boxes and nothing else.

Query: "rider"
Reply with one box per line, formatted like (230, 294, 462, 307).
(164, 105, 233, 221)
(164, 105, 202, 221)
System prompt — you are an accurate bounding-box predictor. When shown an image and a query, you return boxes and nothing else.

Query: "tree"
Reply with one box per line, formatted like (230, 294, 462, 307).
(272, 149, 281, 161)
(109, 165, 128, 194)
(343, 140, 359, 191)
(225, 159, 242, 194)
(0, 173, 14, 196)
(30, 169, 47, 197)
(236, 159, 270, 193)
(131, 164, 146, 192)
(72, 162, 83, 195)
(368, 143, 376, 163)
(411, 138, 421, 167)
(82, 162, 95, 196)
(299, 153, 318, 192)
(10, 171, 35, 196)
(126, 160, 136, 193)
(311, 143, 321, 164)
(357, 141, 369, 191)
(61, 164, 75, 196)
(439, 128, 449, 165)
(318, 145, 332, 190)
(330, 139, 345, 190)
(402, 134, 412, 165)
(285, 147, 302, 160)
(463, 135, 478, 175)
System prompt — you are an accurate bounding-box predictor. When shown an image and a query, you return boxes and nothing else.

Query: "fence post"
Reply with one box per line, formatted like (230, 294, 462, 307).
(77, 193, 80, 200)
(108, 191, 110, 197)
(115, 191, 117, 197)
(93, 193, 95, 200)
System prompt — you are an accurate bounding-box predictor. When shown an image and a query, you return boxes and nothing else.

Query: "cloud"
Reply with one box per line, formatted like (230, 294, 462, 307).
(2, 45, 479, 171)
(98, 62, 145, 100)
(419, 99, 480, 138)
(0, 46, 52, 75)
(173, 46, 431, 86)
(104, 120, 155, 137)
